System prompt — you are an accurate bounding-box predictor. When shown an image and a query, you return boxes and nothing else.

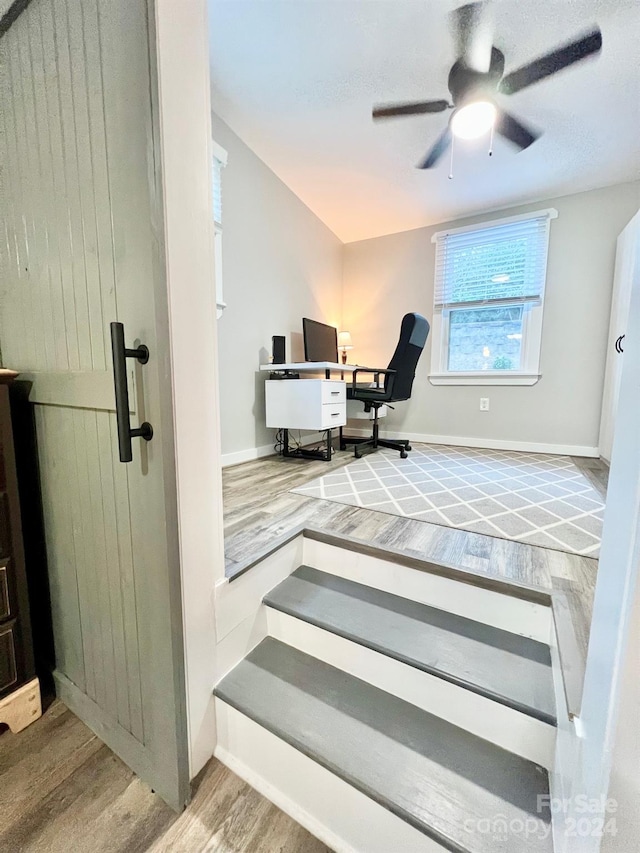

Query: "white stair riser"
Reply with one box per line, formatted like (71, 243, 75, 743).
(267, 607, 555, 770)
(215, 699, 448, 853)
(303, 538, 552, 643)
(215, 537, 302, 641)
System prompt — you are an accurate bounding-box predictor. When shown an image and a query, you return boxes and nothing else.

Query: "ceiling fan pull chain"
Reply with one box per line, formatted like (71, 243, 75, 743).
(488, 123, 494, 157)
(448, 133, 455, 180)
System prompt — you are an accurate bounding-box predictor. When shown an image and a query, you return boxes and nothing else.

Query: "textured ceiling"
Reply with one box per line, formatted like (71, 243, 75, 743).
(209, 0, 640, 243)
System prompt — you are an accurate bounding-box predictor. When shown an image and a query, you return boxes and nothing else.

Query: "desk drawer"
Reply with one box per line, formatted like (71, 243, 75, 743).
(321, 381, 346, 405)
(320, 403, 346, 429)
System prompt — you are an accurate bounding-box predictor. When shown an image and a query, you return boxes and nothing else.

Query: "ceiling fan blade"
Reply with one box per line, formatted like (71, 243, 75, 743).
(451, 2, 493, 72)
(373, 100, 450, 119)
(417, 126, 452, 169)
(499, 28, 602, 95)
(495, 109, 540, 150)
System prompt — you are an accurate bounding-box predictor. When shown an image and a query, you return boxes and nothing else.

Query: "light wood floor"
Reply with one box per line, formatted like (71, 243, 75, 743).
(0, 699, 329, 853)
(223, 446, 608, 658)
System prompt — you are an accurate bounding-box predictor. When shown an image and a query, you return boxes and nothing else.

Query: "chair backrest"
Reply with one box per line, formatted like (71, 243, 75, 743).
(385, 313, 430, 401)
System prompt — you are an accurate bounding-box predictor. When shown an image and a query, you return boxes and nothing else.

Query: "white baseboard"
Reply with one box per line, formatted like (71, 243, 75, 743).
(344, 426, 599, 458)
(221, 443, 275, 468)
(221, 431, 335, 468)
(222, 430, 599, 467)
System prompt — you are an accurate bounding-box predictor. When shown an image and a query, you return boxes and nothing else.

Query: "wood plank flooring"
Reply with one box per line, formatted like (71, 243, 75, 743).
(0, 700, 329, 853)
(0, 447, 607, 853)
(223, 448, 607, 661)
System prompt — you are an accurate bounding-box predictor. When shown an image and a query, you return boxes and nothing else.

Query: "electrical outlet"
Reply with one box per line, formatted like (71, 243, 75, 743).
(480, 397, 490, 412)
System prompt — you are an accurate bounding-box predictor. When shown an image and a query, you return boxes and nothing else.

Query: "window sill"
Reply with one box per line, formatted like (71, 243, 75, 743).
(429, 372, 541, 386)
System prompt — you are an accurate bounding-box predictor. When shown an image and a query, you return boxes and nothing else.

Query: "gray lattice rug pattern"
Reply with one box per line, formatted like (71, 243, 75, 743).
(292, 444, 605, 557)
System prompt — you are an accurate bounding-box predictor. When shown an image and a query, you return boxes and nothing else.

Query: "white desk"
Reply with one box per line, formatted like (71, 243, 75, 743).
(261, 361, 388, 461)
(260, 361, 357, 379)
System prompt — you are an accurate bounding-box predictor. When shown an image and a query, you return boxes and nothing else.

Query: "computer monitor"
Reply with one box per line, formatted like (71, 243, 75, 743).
(302, 318, 338, 363)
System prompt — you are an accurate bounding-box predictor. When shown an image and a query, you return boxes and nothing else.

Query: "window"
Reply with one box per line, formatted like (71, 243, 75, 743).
(429, 209, 557, 385)
(212, 141, 228, 318)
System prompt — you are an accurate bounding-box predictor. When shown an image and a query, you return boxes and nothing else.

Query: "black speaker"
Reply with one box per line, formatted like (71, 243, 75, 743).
(272, 335, 286, 364)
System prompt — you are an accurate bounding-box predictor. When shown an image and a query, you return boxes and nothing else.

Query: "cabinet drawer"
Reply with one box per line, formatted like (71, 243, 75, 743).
(0, 623, 17, 693)
(0, 562, 9, 621)
(320, 403, 347, 429)
(320, 381, 346, 405)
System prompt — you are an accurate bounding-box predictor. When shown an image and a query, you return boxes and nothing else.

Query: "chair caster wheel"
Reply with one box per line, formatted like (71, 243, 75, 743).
(400, 450, 408, 459)
(405, 444, 412, 452)
(355, 450, 362, 459)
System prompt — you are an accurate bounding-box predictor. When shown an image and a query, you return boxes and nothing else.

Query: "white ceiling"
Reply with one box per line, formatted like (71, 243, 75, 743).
(209, 0, 640, 243)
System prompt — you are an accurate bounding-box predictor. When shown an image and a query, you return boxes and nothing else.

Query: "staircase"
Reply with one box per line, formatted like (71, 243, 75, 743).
(214, 538, 556, 853)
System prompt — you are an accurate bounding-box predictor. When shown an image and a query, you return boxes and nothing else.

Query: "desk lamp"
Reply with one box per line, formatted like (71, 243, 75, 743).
(338, 331, 353, 365)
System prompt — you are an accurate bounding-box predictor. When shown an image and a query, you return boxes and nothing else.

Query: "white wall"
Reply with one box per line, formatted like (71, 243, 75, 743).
(212, 113, 343, 464)
(564, 202, 640, 853)
(343, 182, 640, 455)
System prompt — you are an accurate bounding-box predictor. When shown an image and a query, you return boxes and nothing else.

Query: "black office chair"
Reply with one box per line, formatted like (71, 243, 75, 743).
(340, 313, 430, 459)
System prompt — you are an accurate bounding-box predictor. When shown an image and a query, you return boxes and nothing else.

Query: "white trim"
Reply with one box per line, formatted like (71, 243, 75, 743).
(212, 139, 228, 166)
(154, 0, 225, 780)
(214, 536, 302, 641)
(431, 207, 558, 242)
(223, 433, 599, 467)
(221, 444, 275, 468)
(430, 292, 545, 379)
(303, 538, 552, 643)
(429, 372, 540, 386)
(343, 427, 599, 458)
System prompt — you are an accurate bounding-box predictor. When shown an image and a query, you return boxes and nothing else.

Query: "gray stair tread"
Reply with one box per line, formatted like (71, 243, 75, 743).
(264, 566, 556, 726)
(215, 638, 552, 853)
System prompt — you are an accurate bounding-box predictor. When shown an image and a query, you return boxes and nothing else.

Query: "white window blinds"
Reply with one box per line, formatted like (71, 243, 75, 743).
(213, 156, 224, 231)
(212, 142, 228, 317)
(432, 211, 555, 311)
(212, 141, 227, 233)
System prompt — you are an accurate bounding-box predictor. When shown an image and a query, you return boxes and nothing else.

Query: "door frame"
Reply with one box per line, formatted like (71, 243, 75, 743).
(151, 0, 225, 779)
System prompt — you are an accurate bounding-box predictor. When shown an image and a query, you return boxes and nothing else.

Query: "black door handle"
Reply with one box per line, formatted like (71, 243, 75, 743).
(110, 322, 153, 463)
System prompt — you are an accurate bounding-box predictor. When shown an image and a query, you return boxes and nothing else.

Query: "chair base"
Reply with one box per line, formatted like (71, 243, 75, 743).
(339, 423, 412, 459)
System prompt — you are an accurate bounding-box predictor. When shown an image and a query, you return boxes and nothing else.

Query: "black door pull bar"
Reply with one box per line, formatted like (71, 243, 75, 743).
(110, 321, 153, 463)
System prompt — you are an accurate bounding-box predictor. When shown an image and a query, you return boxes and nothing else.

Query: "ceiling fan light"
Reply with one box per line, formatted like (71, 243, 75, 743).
(451, 101, 496, 140)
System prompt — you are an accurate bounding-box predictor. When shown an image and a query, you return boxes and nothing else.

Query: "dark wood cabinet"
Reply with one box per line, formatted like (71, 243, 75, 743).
(0, 373, 40, 731)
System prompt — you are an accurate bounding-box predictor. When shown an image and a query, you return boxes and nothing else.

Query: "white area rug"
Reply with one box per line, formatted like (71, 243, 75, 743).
(292, 444, 605, 557)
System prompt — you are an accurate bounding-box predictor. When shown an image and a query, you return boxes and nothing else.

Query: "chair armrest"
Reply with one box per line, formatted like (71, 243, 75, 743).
(351, 367, 396, 392)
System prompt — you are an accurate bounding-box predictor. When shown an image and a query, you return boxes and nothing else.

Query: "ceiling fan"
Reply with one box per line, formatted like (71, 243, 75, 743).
(372, 2, 602, 169)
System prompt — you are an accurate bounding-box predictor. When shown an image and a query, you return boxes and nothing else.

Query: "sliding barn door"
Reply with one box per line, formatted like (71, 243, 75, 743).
(0, 0, 189, 809)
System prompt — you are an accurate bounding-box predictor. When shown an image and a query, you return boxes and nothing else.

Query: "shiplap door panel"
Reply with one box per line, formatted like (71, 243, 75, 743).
(0, 0, 188, 809)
